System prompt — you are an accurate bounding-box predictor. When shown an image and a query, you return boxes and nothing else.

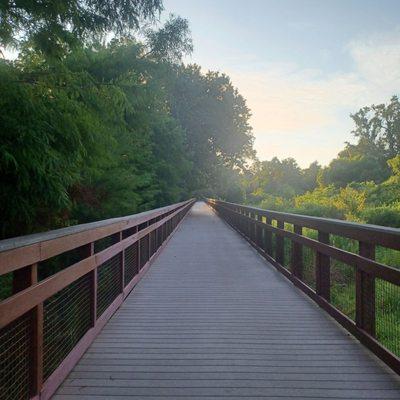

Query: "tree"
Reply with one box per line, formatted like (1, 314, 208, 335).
(349, 95, 400, 159)
(168, 65, 254, 194)
(0, 34, 256, 238)
(302, 161, 321, 192)
(0, 0, 163, 56)
(144, 14, 193, 63)
(0, 54, 111, 236)
(320, 155, 390, 187)
(247, 157, 305, 199)
(0, 39, 193, 238)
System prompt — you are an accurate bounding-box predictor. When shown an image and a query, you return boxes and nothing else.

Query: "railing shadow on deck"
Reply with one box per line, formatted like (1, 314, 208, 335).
(207, 198, 400, 375)
(0, 199, 195, 400)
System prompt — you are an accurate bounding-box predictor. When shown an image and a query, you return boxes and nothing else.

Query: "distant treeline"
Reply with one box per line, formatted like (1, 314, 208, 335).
(242, 96, 400, 228)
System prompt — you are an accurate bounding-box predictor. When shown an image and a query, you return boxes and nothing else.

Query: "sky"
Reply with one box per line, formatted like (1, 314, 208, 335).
(164, 0, 400, 166)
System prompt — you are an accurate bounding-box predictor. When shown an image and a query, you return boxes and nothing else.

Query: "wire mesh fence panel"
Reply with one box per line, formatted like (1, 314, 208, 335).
(376, 246, 400, 269)
(43, 273, 92, 380)
(283, 237, 291, 270)
(150, 230, 157, 257)
(331, 235, 359, 255)
(0, 272, 13, 301)
(157, 226, 163, 248)
(0, 312, 32, 400)
(124, 242, 139, 285)
(270, 230, 276, 259)
(302, 245, 316, 290)
(167, 220, 172, 236)
(94, 234, 119, 253)
(138, 222, 147, 232)
(97, 255, 122, 318)
(38, 247, 85, 281)
(376, 279, 400, 357)
(330, 260, 356, 320)
(140, 235, 149, 269)
(250, 218, 256, 243)
(122, 227, 136, 239)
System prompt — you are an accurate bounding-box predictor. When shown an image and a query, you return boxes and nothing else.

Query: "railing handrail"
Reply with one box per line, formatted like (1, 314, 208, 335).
(0, 199, 194, 251)
(208, 199, 400, 250)
(0, 199, 195, 274)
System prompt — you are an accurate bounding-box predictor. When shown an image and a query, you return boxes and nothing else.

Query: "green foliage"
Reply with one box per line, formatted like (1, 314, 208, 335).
(0, 56, 109, 236)
(350, 95, 400, 159)
(0, 0, 163, 57)
(169, 64, 254, 196)
(0, 33, 253, 238)
(145, 14, 193, 63)
(244, 157, 319, 201)
(320, 155, 389, 187)
(259, 195, 293, 212)
(245, 96, 400, 229)
(361, 204, 400, 228)
(294, 186, 343, 218)
(388, 155, 400, 176)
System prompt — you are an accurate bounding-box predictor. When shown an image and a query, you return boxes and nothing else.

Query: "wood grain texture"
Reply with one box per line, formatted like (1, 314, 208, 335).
(53, 202, 400, 399)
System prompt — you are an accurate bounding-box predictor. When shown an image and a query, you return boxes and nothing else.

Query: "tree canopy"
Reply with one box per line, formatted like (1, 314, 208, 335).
(1, 0, 163, 56)
(0, 30, 254, 238)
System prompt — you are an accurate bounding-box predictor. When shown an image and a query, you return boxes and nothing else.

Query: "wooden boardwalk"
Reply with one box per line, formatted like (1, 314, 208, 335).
(54, 202, 400, 399)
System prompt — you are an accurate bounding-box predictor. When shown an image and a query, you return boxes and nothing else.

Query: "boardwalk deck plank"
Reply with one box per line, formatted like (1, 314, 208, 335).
(53, 202, 400, 399)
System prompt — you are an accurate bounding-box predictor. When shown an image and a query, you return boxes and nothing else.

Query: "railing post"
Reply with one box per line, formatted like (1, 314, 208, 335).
(239, 208, 244, 233)
(291, 225, 303, 279)
(119, 231, 124, 290)
(316, 231, 330, 301)
(136, 225, 141, 272)
(253, 213, 258, 244)
(148, 220, 152, 259)
(264, 217, 273, 256)
(233, 207, 238, 230)
(248, 211, 253, 241)
(80, 243, 96, 326)
(275, 220, 285, 265)
(255, 214, 261, 247)
(356, 242, 376, 336)
(12, 263, 43, 397)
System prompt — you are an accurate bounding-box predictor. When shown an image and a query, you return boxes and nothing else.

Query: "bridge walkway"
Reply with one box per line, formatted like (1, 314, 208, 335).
(54, 202, 400, 399)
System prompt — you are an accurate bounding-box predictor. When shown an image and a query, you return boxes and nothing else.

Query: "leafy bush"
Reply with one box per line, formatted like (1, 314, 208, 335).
(361, 204, 400, 228)
(320, 155, 389, 187)
(259, 195, 293, 212)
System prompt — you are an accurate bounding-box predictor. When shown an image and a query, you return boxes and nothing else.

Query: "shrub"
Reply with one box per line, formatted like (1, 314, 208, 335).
(361, 205, 400, 228)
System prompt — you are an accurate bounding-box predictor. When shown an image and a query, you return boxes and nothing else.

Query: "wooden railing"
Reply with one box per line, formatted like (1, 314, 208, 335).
(0, 199, 195, 400)
(207, 199, 400, 374)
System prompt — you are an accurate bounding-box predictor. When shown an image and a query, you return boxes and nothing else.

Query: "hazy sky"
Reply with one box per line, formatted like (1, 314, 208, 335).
(164, 0, 400, 166)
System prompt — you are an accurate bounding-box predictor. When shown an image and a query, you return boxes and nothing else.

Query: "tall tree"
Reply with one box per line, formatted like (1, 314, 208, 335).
(1, 0, 163, 56)
(169, 64, 254, 194)
(349, 95, 400, 159)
